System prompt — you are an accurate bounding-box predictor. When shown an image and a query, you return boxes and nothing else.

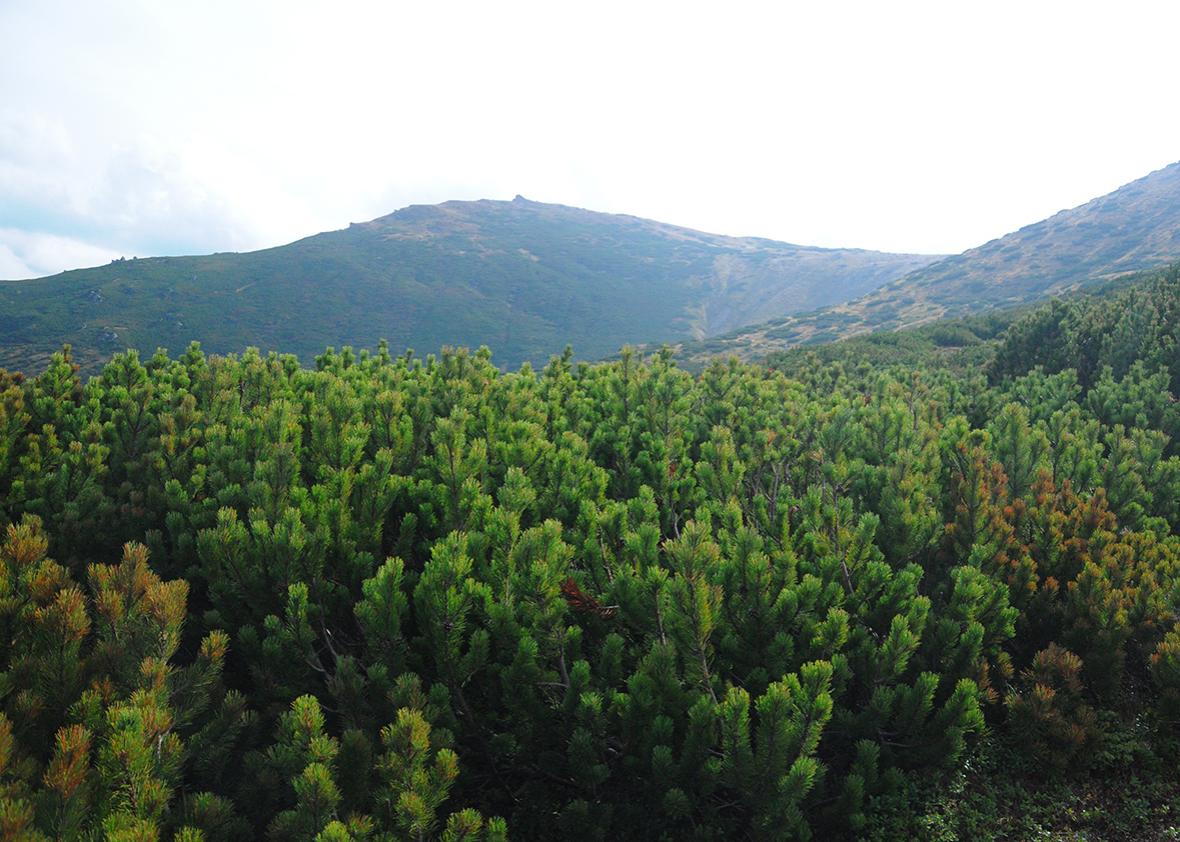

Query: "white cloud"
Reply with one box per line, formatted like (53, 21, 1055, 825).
(0, 244, 34, 279)
(2, 0, 1180, 271)
(0, 109, 262, 260)
(0, 229, 122, 279)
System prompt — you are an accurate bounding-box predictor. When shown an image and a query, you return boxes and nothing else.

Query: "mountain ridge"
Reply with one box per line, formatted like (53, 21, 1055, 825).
(0, 196, 941, 373)
(678, 160, 1180, 362)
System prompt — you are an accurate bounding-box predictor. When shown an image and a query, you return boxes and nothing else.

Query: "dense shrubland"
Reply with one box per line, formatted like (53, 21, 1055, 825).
(2, 266, 1180, 839)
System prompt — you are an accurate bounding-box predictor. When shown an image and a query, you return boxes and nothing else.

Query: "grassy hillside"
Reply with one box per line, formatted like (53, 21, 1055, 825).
(761, 266, 1175, 383)
(680, 160, 1180, 363)
(0, 197, 940, 374)
(765, 308, 1016, 376)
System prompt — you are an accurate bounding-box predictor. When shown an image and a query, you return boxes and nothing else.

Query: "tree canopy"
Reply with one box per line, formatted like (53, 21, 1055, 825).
(3, 265, 1180, 839)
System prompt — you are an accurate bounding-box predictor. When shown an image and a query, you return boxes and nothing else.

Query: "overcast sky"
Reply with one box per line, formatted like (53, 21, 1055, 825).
(2, 1, 1179, 279)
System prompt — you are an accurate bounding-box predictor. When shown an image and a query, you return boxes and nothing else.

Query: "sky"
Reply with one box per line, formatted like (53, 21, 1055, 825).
(2, 1, 1179, 279)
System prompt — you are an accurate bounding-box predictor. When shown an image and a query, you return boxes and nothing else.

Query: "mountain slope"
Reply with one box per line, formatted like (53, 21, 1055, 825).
(0, 197, 941, 373)
(683, 160, 1180, 362)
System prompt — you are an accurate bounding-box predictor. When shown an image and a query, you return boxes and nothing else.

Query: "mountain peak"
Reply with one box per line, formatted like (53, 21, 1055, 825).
(0, 197, 942, 373)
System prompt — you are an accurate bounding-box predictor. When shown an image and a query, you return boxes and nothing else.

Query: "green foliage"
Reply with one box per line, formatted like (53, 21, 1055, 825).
(990, 264, 1180, 390)
(3, 266, 1180, 837)
(0, 517, 232, 839)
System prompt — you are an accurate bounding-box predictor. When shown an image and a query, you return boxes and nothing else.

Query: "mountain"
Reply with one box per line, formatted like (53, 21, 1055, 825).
(681, 160, 1180, 363)
(0, 197, 942, 374)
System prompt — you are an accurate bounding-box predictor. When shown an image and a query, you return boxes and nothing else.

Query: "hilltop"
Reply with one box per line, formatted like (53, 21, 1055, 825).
(0, 197, 939, 373)
(683, 160, 1180, 362)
